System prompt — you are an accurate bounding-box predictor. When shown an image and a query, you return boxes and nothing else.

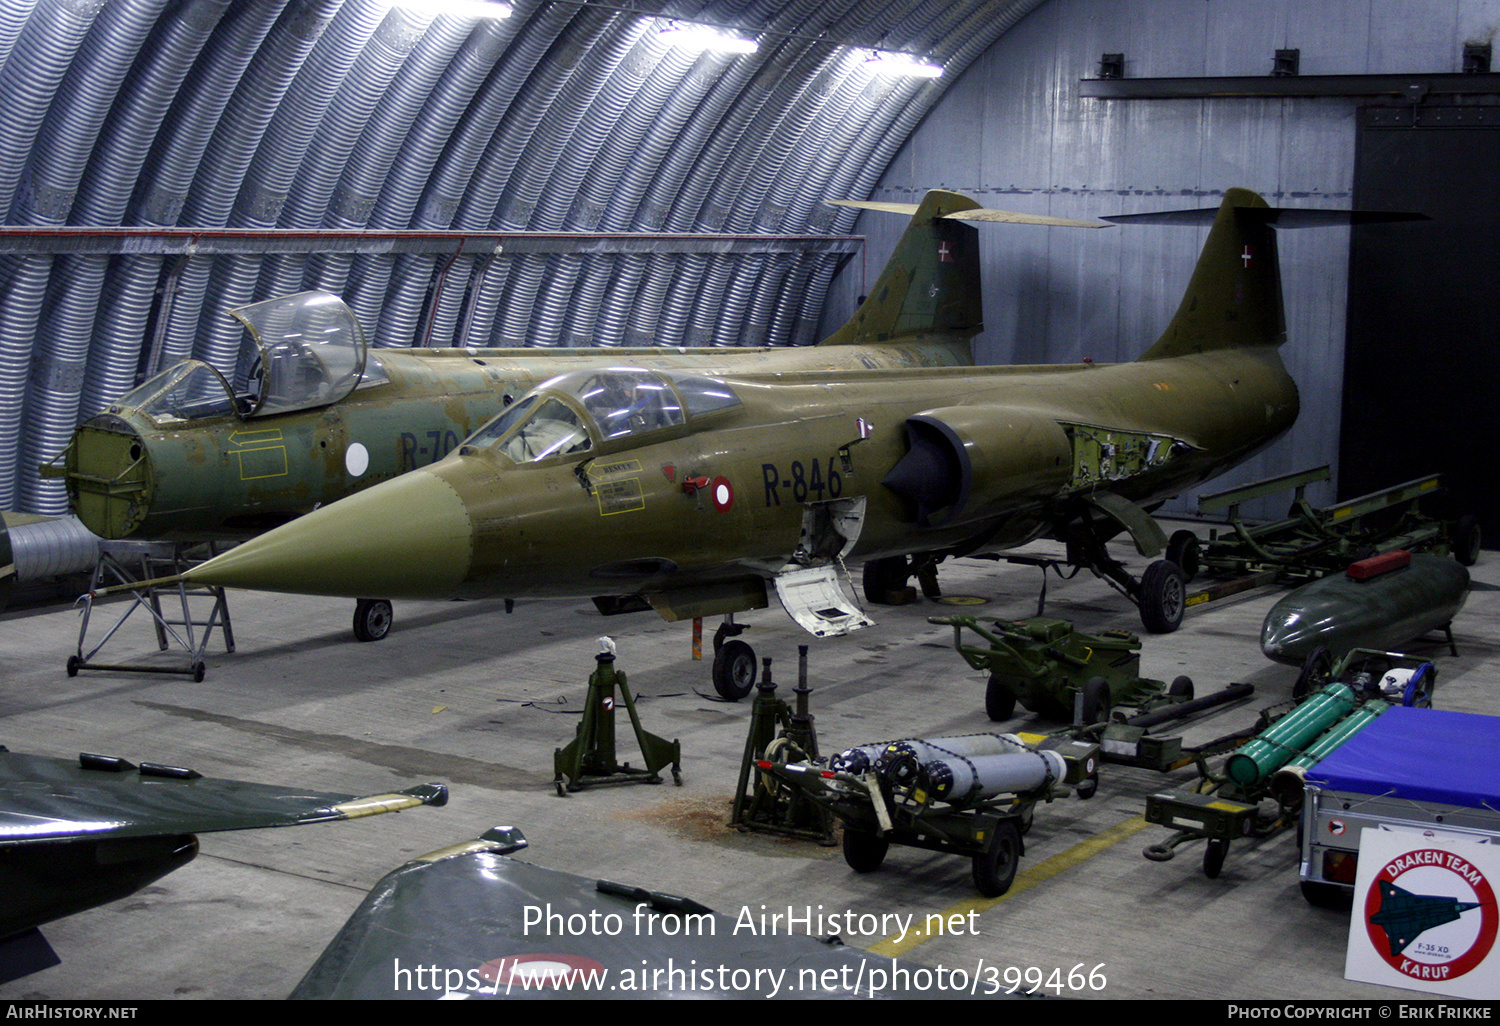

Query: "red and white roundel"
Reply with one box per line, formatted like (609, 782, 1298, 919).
(1363, 848, 1498, 983)
(711, 476, 734, 512)
(479, 953, 607, 989)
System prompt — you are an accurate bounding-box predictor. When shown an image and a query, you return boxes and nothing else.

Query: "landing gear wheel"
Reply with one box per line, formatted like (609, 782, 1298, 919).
(985, 673, 1018, 721)
(191, 661, 206, 683)
(842, 829, 889, 873)
(1080, 676, 1112, 725)
(1453, 514, 1481, 567)
(353, 598, 393, 642)
(862, 556, 914, 605)
(1203, 837, 1229, 879)
(1138, 560, 1186, 634)
(972, 819, 1021, 897)
(712, 639, 757, 700)
(1169, 675, 1194, 701)
(1166, 530, 1202, 581)
(66, 656, 79, 677)
(1293, 646, 1333, 701)
(915, 563, 941, 600)
(555, 780, 568, 798)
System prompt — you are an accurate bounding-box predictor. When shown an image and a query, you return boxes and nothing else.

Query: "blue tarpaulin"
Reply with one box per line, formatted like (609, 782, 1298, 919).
(1305, 705, 1500, 808)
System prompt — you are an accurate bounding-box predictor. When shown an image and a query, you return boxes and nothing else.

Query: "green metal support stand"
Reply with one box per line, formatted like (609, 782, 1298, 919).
(554, 639, 682, 795)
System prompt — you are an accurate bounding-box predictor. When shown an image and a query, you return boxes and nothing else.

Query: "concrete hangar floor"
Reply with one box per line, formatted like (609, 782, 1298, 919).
(1, 532, 1495, 1001)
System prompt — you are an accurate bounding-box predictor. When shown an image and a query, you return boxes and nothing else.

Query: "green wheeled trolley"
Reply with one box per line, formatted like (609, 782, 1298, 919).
(932, 615, 1193, 723)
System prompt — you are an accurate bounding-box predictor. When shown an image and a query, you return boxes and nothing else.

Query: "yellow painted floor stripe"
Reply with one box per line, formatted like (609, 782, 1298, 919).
(866, 816, 1151, 958)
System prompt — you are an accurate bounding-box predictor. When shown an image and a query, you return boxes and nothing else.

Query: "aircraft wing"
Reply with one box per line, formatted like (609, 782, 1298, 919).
(293, 828, 978, 1000)
(0, 748, 447, 843)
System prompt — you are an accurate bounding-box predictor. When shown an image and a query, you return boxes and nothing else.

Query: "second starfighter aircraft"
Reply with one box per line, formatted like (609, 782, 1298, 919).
(163, 188, 1307, 697)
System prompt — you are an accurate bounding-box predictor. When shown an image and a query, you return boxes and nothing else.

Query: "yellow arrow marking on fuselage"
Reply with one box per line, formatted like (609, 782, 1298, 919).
(228, 428, 284, 445)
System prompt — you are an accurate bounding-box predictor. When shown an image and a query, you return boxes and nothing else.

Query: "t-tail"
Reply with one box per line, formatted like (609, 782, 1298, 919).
(820, 190, 1105, 347)
(1108, 188, 1424, 361)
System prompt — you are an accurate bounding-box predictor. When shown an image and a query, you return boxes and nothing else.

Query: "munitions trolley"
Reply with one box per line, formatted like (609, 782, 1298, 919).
(932, 615, 1193, 723)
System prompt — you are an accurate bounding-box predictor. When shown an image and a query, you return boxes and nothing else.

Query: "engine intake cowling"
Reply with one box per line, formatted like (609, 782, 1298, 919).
(881, 406, 1071, 527)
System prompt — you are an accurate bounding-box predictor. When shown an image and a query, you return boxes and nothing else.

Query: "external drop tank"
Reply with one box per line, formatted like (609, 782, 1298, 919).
(1260, 550, 1469, 665)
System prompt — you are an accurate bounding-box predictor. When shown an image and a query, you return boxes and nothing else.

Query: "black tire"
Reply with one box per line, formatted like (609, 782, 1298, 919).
(1168, 675, 1194, 701)
(712, 639, 757, 700)
(985, 673, 1018, 721)
(1299, 880, 1353, 910)
(353, 598, 393, 642)
(862, 555, 911, 604)
(1081, 676, 1112, 725)
(915, 563, 941, 599)
(842, 829, 889, 873)
(66, 655, 79, 677)
(1138, 560, 1186, 634)
(1293, 646, 1333, 701)
(1203, 837, 1229, 879)
(1452, 514, 1481, 567)
(972, 820, 1021, 897)
(1165, 530, 1202, 581)
(191, 661, 206, 683)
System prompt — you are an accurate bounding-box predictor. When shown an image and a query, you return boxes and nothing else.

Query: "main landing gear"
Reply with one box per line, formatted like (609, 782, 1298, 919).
(711, 619, 756, 700)
(1060, 518, 1190, 634)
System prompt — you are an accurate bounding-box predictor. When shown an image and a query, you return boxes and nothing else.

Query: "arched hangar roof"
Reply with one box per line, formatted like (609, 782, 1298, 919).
(0, 0, 1044, 513)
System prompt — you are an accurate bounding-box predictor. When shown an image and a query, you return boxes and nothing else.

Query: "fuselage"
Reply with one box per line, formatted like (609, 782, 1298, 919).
(182, 344, 1298, 608)
(61, 337, 968, 541)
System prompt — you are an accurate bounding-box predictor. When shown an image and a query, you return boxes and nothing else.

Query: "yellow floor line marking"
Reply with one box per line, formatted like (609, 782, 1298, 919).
(865, 815, 1151, 958)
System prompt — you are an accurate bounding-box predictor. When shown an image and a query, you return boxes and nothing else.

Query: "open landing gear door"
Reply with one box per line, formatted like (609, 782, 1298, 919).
(774, 497, 875, 637)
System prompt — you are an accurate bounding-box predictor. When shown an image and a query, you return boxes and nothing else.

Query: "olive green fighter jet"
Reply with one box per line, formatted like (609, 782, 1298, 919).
(160, 189, 1309, 697)
(56, 193, 1086, 641)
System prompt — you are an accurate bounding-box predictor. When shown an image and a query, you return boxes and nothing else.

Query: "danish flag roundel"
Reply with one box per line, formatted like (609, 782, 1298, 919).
(711, 476, 734, 512)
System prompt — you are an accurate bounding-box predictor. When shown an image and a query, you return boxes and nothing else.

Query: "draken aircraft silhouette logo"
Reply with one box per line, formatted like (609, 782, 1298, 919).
(1363, 847, 1497, 982)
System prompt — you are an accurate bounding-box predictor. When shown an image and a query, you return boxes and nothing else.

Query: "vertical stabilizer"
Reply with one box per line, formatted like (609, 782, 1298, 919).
(1132, 188, 1286, 360)
(820, 190, 984, 346)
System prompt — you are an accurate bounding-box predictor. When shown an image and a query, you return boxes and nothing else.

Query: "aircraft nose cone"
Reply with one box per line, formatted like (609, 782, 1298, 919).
(184, 470, 473, 598)
(1260, 607, 1313, 665)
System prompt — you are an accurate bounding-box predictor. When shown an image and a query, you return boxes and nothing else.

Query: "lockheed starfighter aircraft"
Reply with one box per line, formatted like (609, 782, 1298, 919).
(56, 200, 1102, 643)
(147, 188, 1317, 698)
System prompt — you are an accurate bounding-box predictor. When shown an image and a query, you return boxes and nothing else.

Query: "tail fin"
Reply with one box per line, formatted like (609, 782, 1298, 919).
(1112, 188, 1423, 361)
(820, 190, 985, 346)
(1121, 188, 1287, 360)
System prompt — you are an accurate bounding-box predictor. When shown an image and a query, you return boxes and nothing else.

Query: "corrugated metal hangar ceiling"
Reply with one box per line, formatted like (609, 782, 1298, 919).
(0, 0, 1047, 515)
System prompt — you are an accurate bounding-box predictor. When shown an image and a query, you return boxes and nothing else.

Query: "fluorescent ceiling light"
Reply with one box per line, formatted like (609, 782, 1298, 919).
(394, 0, 513, 19)
(660, 21, 758, 54)
(865, 50, 943, 77)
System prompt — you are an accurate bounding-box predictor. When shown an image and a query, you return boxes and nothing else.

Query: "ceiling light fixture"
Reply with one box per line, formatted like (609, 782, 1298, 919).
(864, 50, 943, 77)
(394, 0, 514, 20)
(659, 20, 759, 54)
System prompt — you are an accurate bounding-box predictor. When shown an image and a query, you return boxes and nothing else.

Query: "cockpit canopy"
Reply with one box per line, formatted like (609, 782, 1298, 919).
(111, 291, 384, 424)
(232, 291, 377, 416)
(464, 367, 741, 464)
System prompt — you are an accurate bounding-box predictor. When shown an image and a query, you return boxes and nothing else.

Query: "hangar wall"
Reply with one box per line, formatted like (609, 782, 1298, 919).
(826, 0, 1500, 514)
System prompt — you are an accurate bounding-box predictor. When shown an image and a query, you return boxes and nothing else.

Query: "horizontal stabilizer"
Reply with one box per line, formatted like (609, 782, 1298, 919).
(1104, 206, 1426, 228)
(829, 198, 1107, 228)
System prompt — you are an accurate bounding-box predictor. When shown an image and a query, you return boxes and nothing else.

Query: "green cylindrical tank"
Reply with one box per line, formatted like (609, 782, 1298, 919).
(1268, 701, 1388, 804)
(1224, 682, 1358, 786)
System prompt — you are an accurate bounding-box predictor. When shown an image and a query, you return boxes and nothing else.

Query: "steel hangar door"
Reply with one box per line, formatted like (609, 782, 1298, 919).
(1341, 105, 1500, 546)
